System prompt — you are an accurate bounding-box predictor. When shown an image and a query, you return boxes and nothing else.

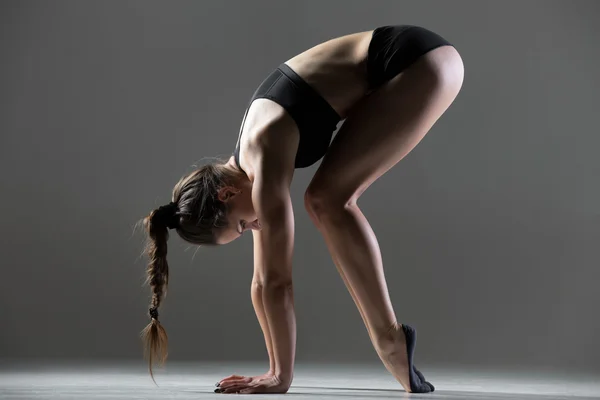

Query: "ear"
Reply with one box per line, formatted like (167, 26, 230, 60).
(217, 186, 241, 202)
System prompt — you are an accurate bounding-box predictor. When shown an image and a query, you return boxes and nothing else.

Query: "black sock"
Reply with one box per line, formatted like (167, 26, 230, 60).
(413, 365, 435, 391)
(402, 324, 435, 393)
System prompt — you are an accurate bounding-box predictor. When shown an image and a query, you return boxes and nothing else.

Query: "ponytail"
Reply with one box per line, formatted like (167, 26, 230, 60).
(140, 204, 177, 383)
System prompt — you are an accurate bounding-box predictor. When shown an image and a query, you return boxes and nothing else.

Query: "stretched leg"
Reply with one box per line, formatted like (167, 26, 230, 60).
(304, 45, 464, 393)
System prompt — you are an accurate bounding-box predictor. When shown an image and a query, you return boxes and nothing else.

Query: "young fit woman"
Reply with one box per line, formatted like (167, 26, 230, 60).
(140, 24, 464, 394)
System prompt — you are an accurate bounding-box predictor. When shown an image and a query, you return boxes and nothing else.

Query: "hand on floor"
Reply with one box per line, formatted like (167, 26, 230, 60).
(215, 373, 289, 394)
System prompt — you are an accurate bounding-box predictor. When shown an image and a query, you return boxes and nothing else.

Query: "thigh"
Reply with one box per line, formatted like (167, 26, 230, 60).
(308, 45, 464, 204)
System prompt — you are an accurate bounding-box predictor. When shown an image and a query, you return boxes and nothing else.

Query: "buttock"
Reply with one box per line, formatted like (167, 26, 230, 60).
(366, 25, 454, 90)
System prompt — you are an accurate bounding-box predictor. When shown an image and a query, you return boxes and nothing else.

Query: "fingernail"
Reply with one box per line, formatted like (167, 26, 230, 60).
(215, 382, 220, 387)
(214, 388, 222, 393)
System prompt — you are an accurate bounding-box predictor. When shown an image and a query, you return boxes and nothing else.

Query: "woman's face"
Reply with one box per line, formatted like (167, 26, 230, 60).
(214, 185, 261, 244)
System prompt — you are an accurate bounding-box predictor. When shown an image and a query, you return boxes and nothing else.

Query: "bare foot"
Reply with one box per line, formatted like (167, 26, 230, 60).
(376, 323, 434, 393)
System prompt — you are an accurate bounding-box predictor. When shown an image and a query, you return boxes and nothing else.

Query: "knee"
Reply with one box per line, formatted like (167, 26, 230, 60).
(304, 182, 354, 222)
(303, 184, 328, 220)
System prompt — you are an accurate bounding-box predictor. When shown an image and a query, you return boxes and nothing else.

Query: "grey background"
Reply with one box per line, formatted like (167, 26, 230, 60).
(1, 0, 598, 374)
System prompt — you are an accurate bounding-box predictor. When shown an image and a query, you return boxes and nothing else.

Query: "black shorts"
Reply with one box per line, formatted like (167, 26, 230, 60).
(233, 25, 453, 169)
(366, 25, 452, 89)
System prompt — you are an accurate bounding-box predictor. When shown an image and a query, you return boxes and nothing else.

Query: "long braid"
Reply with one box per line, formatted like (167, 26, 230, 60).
(140, 205, 175, 384)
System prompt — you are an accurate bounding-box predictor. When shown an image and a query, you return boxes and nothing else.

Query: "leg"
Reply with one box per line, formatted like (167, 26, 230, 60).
(304, 45, 464, 392)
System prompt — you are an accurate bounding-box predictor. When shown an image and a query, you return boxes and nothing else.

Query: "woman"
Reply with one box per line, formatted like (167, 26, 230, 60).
(140, 24, 464, 394)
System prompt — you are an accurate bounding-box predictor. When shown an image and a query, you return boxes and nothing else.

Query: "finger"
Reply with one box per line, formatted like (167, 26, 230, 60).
(217, 375, 247, 386)
(219, 374, 244, 382)
(220, 383, 250, 394)
(219, 378, 251, 389)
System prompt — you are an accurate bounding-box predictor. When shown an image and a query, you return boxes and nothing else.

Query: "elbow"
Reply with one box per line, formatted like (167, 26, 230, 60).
(261, 279, 294, 306)
(259, 277, 293, 291)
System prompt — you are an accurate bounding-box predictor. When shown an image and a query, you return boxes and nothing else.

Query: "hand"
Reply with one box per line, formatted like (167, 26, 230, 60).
(216, 371, 272, 393)
(216, 372, 290, 394)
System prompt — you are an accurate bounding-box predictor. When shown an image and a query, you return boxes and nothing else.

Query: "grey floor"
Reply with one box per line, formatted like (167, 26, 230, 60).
(1, 361, 599, 400)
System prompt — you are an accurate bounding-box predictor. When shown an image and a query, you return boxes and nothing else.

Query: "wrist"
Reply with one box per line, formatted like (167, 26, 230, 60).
(275, 371, 293, 386)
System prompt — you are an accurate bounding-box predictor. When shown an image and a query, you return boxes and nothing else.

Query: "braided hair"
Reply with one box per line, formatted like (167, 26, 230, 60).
(140, 201, 180, 383)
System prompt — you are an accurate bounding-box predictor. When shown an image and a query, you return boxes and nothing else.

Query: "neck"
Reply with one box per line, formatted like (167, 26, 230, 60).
(224, 155, 254, 183)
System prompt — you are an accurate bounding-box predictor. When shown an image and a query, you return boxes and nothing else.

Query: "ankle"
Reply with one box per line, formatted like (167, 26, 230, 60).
(375, 321, 402, 353)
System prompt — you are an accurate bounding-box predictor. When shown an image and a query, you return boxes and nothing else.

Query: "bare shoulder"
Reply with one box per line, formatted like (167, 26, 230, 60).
(240, 98, 299, 183)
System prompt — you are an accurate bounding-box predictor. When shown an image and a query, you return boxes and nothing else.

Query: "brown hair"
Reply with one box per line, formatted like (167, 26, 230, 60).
(138, 159, 244, 382)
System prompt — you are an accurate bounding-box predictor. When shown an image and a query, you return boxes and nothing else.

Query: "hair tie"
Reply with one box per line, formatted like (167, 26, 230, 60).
(149, 307, 159, 320)
(157, 201, 179, 230)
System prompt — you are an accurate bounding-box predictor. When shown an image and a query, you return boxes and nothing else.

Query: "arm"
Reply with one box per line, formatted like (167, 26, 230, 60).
(250, 125, 297, 386)
(250, 228, 275, 375)
(254, 191, 295, 386)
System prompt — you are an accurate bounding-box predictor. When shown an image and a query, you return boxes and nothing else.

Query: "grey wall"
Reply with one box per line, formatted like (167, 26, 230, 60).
(1, 0, 599, 373)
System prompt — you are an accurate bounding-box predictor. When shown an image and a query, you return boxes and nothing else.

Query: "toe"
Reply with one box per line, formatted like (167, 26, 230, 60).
(412, 365, 434, 393)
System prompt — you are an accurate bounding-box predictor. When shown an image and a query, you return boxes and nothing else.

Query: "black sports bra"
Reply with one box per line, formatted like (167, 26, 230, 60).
(233, 63, 341, 170)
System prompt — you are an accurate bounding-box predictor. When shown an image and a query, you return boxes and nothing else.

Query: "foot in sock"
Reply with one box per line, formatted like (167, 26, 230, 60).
(377, 323, 434, 393)
(413, 364, 435, 392)
(402, 324, 435, 393)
